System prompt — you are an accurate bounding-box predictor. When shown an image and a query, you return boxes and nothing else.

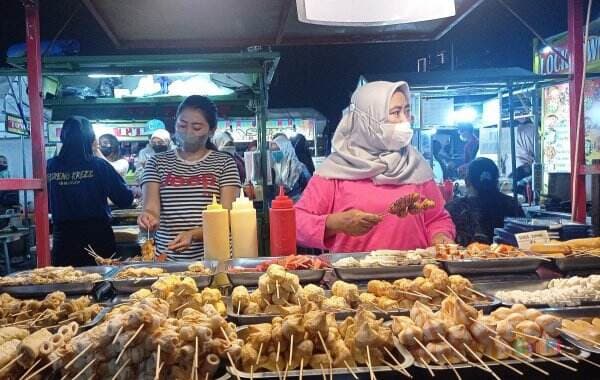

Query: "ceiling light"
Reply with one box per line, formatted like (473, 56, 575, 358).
(296, 0, 455, 26)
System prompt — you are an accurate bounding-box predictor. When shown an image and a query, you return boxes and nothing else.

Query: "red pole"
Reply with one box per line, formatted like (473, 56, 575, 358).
(23, 0, 51, 267)
(568, 0, 587, 223)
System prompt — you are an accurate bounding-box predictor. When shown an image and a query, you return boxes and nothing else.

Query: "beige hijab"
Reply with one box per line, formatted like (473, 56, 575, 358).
(316, 81, 433, 185)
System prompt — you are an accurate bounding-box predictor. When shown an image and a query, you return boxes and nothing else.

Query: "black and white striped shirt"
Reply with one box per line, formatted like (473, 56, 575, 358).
(142, 149, 241, 260)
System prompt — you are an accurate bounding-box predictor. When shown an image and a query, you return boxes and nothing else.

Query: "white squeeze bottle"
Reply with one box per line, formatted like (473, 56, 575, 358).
(230, 192, 258, 258)
(202, 194, 231, 261)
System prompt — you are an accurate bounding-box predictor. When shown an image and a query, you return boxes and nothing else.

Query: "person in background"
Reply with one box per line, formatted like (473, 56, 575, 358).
(213, 130, 246, 183)
(457, 123, 479, 177)
(134, 128, 172, 181)
(430, 140, 445, 184)
(99, 134, 129, 177)
(47, 116, 133, 266)
(514, 118, 535, 196)
(0, 156, 10, 178)
(247, 140, 258, 152)
(291, 133, 316, 176)
(0, 155, 19, 212)
(270, 133, 311, 202)
(137, 95, 241, 260)
(295, 81, 455, 252)
(446, 157, 524, 246)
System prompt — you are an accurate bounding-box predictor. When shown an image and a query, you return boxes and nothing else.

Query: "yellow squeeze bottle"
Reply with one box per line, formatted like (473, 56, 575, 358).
(230, 193, 258, 258)
(202, 194, 231, 262)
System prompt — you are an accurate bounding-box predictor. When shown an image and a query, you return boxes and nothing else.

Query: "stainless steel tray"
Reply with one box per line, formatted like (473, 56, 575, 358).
(0, 266, 115, 297)
(323, 253, 428, 281)
(109, 261, 217, 294)
(476, 280, 600, 308)
(540, 306, 600, 354)
(554, 256, 600, 272)
(440, 257, 543, 275)
(227, 325, 414, 379)
(226, 258, 326, 287)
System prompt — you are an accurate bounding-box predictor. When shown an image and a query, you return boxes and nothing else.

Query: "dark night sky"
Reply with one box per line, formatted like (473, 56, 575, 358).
(1, 0, 598, 126)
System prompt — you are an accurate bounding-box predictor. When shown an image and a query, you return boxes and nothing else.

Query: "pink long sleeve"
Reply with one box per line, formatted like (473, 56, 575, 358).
(294, 176, 457, 252)
(294, 176, 335, 249)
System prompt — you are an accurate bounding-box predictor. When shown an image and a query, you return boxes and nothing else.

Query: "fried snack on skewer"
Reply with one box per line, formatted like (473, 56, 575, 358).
(388, 192, 435, 217)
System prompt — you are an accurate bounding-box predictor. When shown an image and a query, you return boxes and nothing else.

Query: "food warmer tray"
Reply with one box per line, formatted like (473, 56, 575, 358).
(225, 258, 326, 287)
(474, 280, 600, 309)
(553, 256, 600, 273)
(227, 325, 414, 379)
(0, 266, 115, 297)
(321, 253, 428, 282)
(540, 305, 600, 354)
(439, 257, 543, 276)
(109, 261, 217, 294)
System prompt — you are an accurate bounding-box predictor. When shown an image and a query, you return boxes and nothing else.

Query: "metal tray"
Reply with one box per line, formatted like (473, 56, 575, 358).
(554, 256, 600, 272)
(109, 261, 217, 294)
(540, 306, 600, 354)
(227, 325, 414, 379)
(475, 280, 600, 308)
(440, 257, 543, 275)
(322, 253, 429, 281)
(0, 266, 115, 297)
(226, 258, 326, 287)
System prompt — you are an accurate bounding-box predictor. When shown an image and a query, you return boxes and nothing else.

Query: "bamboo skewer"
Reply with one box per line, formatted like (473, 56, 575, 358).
(71, 358, 97, 380)
(112, 325, 124, 344)
(436, 334, 469, 364)
(256, 343, 263, 366)
(276, 281, 280, 300)
(221, 326, 232, 344)
(441, 354, 461, 380)
(192, 336, 199, 380)
(366, 346, 376, 380)
(489, 337, 531, 360)
(469, 318, 497, 334)
(64, 342, 93, 370)
(413, 338, 439, 363)
(507, 354, 549, 376)
(19, 359, 41, 380)
(0, 353, 22, 373)
(237, 301, 242, 315)
(276, 341, 281, 364)
(155, 345, 161, 380)
(343, 360, 359, 380)
(563, 350, 600, 369)
(462, 344, 501, 380)
(420, 357, 435, 377)
(317, 331, 333, 364)
(250, 365, 254, 380)
(111, 358, 131, 380)
(319, 364, 327, 380)
(299, 358, 304, 380)
(367, 301, 389, 314)
(382, 359, 411, 378)
(227, 352, 241, 380)
(513, 331, 577, 363)
(482, 353, 523, 376)
(288, 334, 294, 366)
(530, 351, 577, 372)
(466, 287, 488, 299)
(383, 347, 412, 378)
(23, 357, 60, 380)
(173, 302, 190, 312)
(116, 323, 145, 364)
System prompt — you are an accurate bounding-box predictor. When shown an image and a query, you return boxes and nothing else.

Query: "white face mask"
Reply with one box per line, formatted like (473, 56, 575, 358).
(379, 121, 414, 151)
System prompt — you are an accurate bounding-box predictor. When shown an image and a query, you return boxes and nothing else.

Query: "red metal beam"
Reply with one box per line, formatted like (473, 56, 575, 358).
(0, 179, 43, 191)
(568, 0, 587, 223)
(23, 0, 51, 267)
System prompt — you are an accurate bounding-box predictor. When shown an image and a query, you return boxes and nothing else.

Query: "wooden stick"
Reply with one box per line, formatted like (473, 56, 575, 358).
(71, 358, 97, 380)
(469, 318, 497, 334)
(319, 364, 327, 380)
(116, 323, 145, 363)
(489, 337, 530, 360)
(434, 289, 449, 298)
(155, 345, 161, 380)
(250, 365, 254, 380)
(173, 302, 190, 312)
(276, 341, 281, 364)
(446, 287, 469, 307)
(288, 334, 294, 366)
(382, 359, 411, 378)
(227, 352, 241, 380)
(413, 338, 439, 363)
(256, 342, 263, 366)
(530, 351, 578, 372)
(367, 300, 389, 314)
(366, 346, 376, 380)
(563, 350, 600, 369)
(482, 353, 523, 376)
(466, 287, 488, 299)
(18, 359, 41, 380)
(441, 354, 461, 380)
(282, 363, 289, 380)
(276, 281, 280, 300)
(383, 347, 412, 378)
(462, 344, 501, 380)
(112, 325, 124, 344)
(0, 353, 22, 373)
(513, 331, 577, 360)
(508, 354, 549, 376)
(111, 358, 131, 380)
(23, 357, 60, 380)
(436, 334, 469, 364)
(237, 301, 242, 315)
(558, 328, 600, 348)
(343, 360, 359, 380)
(299, 358, 304, 380)
(191, 336, 198, 380)
(317, 331, 333, 364)
(64, 342, 93, 369)
(420, 357, 435, 377)
(221, 326, 232, 344)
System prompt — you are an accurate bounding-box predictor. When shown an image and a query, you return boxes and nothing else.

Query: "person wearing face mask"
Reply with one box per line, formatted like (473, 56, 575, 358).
(213, 130, 246, 183)
(134, 128, 172, 182)
(99, 134, 130, 178)
(137, 95, 241, 260)
(446, 158, 524, 246)
(295, 81, 455, 252)
(270, 133, 311, 202)
(47, 116, 133, 266)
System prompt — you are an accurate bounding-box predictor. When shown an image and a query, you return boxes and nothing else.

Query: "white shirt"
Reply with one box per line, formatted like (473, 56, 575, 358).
(110, 158, 129, 177)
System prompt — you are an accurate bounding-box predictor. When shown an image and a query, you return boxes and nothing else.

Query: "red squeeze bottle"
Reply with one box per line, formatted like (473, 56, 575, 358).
(269, 186, 297, 256)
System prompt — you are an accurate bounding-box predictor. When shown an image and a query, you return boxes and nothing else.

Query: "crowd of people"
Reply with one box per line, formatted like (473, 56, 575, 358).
(42, 80, 532, 264)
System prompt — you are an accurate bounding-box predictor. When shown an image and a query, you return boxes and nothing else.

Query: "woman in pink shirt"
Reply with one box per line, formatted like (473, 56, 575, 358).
(295, 81, 455, 252)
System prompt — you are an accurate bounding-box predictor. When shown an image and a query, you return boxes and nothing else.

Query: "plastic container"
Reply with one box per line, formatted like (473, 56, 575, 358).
(269, 186, 297, 256)
(230, 193, 258, 258)
(202, 195, 231, 261)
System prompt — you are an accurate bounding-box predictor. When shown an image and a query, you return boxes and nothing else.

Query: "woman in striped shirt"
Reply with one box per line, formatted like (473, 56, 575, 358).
(138, 95, 241, 260)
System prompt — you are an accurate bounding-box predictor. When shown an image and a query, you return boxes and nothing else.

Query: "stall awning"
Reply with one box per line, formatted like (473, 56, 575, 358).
(81, 0, 484, 49)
